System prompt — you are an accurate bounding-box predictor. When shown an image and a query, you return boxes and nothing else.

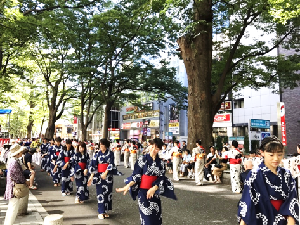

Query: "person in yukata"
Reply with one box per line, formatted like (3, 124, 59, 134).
(40, 138, 49, 172)
(57, 139, 75, 196)
(238, 136, 299, 225)
(116, 138, 177, 225)
(73, 142, 89, 203)
(51, 137, 63, 187)
(88, 138, 119, 220)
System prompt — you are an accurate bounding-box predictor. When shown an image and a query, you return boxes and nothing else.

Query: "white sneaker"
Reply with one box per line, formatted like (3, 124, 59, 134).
(62, 193, 66, 196)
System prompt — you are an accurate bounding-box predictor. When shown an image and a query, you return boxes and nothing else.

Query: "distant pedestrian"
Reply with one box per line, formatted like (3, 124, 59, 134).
(73, 142, 89, 203)
(238, 136, 299, 225)
(116, 138, 176, 225)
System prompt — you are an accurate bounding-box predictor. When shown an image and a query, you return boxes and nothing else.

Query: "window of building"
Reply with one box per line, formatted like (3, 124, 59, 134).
(234, 98, 244, 108)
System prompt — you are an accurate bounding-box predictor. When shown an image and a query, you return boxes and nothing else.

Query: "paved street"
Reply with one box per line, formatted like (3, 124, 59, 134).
(1, 164, 241, 225)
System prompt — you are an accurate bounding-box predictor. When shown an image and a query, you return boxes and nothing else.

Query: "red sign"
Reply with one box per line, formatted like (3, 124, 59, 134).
(74, 116, 77, 124)
(108, 128, 120, 131)
(214, 113, 231, 122)
(0, 138, 10, 147)
(220, 101, 232, 111)
(122, 123, 131, 129)
(280, 103, 287, 146)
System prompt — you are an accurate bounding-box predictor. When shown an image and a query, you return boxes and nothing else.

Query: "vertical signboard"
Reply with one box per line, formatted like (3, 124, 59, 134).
(280, 102, 287, 146)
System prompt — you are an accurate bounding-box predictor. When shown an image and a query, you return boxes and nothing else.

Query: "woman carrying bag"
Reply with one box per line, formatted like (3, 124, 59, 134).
(4, 144, 29, 225)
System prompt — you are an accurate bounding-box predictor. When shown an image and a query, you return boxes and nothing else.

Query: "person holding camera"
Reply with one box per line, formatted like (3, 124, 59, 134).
(228, 140, 242, 193)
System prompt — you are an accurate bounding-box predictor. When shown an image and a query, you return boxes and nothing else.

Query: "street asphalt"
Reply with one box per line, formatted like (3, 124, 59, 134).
(30, 163, 242, 225)
(0, 163, 242, 225)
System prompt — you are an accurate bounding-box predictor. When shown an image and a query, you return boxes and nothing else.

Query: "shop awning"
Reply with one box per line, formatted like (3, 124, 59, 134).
(0, 109, 12, 114)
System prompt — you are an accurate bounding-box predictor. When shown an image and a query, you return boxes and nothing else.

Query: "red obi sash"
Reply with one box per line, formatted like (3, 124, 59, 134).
(297, 165, 300, 170)
(64, 157, 70, 163)
(98, 163, 109, 173)
(140, 175, 158, 189)
(78, 162, 86, 170)
(55, 151, 60, 156)
(229, 158, 242, 164)
(270, 200, 284, 211)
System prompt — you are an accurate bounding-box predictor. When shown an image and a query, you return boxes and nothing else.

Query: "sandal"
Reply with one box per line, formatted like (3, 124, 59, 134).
(104, 214, 109, 218)
(75, 199, 80, 204)
(98, 214, 105, 220)
(79, 201, 85, 204)
(54, 183, 58, 187)
(29, 186, 37, 190)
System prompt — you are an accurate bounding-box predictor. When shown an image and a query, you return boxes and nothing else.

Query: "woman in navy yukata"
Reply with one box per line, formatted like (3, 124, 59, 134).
(51, 137, 63, 187)
(57, 139, 75, 196)
(238, 136, 299, 225)
(88, 138, 117, 220)
(73, 142, 90, 203)
(40, 138, 49, 172)
(116, 138, 177, 225)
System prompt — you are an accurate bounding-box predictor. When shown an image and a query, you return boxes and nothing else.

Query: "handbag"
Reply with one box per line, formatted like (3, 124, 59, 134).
(214, 164, 223, 169)
(13, 183, 29, 198)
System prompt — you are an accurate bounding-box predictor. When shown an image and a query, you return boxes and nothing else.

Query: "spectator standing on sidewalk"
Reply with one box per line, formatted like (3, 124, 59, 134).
(73, 142, 90, 203)
(4, 144, 28, 225)
(238, 136, 299, 225)
(57, 139, 75, 196)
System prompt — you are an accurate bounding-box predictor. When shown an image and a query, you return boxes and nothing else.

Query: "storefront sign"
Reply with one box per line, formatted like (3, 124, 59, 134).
(214, 113, 231, 122)
(123, 110, 159, 120)
(250, 131, 261, 141)
(121, 123, 131, 129)
(126, 106, 139, 114)
(131, 122, 143, 128)
(261, 132, 271, 140)
(229, 136, 245, 141)
(220, 101, 232, 111)
(169, 122, 179, 135)
(149, 120, 159, 127)
(280, 102, 287, 146)
(250, 119, 270, 129)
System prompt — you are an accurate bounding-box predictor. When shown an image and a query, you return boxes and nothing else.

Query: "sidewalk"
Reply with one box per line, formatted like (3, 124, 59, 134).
(0, 191, 46, 225)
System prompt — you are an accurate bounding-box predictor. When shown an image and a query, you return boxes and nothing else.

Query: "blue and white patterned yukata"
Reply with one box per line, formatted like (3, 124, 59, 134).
(50, 145, 63, 184)
(126, 154, 177, 225)
(57, 148, 75, 194)
(73, 152, 90, 201)
(238, 162, 299, 225)
(40, 142, 49, 171)
(89, 149, 115, 214)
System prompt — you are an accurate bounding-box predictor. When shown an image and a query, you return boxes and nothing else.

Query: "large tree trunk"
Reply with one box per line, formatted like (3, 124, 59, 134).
(81, 124, 87, 141)
(102, 102, 113, 139)
(178, 0, 213, 152)
(26, 100, 35, 138)
(45, 107, 56, 140)
(26, 120, 34, 138)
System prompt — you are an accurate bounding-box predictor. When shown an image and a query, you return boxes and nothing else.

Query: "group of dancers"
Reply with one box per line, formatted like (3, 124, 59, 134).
(19, 135, 300, 224)
(38, 137, 176, 224)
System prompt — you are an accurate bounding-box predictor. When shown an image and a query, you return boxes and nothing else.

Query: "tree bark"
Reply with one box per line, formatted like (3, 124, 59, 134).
(102, 102, 113, 139)
(177, 0, 213, 152)
(26, 100, 35, 138)
(45, 107, 56, 140)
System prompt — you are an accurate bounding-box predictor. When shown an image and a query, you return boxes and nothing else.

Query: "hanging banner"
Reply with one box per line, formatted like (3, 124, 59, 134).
(74, 116, 77, 124)
(280, 102, 287, 146)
